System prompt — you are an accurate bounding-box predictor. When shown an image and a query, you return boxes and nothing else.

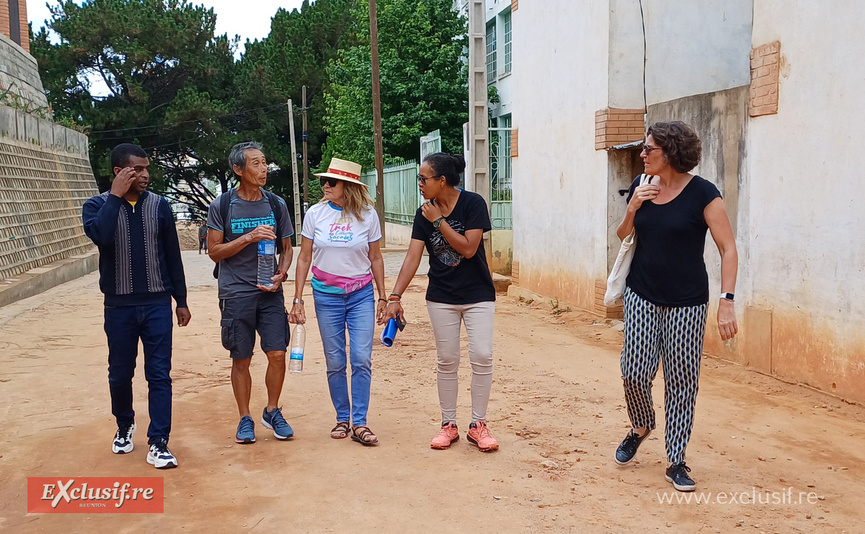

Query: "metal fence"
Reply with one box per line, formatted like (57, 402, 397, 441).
(489, 127, 512, 229)
(361, 160, 421, 226)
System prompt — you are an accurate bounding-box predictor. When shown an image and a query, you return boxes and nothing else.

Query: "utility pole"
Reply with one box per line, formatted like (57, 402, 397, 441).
(287, 99, 302, 241)
(369, 0, 386, 245)
(468, 0, 491, 265)
(301, 85, 309, 213)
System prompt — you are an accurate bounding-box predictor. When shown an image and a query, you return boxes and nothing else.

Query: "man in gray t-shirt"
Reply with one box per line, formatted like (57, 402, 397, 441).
(206, 141, 296, 445)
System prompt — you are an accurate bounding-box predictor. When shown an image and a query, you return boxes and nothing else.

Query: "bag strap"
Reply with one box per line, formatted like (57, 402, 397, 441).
(263, 191, 284, 254)
(219, 188, 284, 253)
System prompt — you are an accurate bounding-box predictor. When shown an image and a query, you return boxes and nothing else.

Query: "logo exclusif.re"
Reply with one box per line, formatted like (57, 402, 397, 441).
(27, 477, 164, 513)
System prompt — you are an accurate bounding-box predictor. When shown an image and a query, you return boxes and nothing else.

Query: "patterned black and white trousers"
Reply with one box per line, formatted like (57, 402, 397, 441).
(620, 287, 708, 464)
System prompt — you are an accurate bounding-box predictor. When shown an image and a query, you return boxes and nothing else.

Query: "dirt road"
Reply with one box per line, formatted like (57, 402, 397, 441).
(1, 250, 863, 533)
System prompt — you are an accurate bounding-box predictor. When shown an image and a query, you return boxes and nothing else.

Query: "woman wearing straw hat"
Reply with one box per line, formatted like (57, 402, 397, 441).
(289, 157, 387, 445)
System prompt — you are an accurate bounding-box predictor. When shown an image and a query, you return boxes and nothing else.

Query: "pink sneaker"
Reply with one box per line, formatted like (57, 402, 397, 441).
(430, 422, 459, 449)
(467, 421, 499, 452)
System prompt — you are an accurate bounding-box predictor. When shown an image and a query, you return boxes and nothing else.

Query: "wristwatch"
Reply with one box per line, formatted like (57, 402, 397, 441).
(720, 292, 735, 302)
(293, 297, 304, 305)
(433, 217, 445, 229)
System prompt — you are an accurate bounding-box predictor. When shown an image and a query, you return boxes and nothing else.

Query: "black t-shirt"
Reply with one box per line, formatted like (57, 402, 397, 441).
(411, 190, 496, 304)
(625, 175, 721, 307)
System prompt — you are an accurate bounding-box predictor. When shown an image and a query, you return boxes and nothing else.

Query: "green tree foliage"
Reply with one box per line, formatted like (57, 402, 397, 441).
(235, 0, 354, 205)
(31, 0, 263, 218)
(323, 0, 468, 170)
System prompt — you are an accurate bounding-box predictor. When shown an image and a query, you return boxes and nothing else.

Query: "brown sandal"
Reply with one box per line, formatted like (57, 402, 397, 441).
(330, 421, 351, 439)
(351, 425, 379, 446)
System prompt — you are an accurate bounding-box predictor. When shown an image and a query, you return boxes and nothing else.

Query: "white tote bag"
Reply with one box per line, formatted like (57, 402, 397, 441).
(604, 174, 651, 307)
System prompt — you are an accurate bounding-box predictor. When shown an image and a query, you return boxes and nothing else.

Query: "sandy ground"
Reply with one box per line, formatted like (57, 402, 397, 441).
(1, 249, 864, 533)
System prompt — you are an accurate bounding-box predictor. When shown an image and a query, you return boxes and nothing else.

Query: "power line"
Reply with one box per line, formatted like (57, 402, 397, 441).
(87, 103, 285, 136)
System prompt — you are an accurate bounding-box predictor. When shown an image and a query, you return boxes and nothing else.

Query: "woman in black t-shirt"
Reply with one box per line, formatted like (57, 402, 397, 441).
(613, 122, 739, 492)
(383, 152, 499, 452)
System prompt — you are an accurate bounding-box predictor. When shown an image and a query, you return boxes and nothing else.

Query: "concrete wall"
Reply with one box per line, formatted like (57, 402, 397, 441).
(384, 222, 413, 247)
(608, 0, 752, 108)
(608, 0, 646, 109)
(642, 0, 752, 105)
(0, 104, 98, 283)
(511, 0, 610, 310)
(0, 33, 49, 109)
(737, 0, 865, 401)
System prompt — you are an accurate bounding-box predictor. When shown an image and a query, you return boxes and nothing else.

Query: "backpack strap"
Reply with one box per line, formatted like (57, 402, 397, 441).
(219, 188, 234, 242)
(264, 191, 285, 254)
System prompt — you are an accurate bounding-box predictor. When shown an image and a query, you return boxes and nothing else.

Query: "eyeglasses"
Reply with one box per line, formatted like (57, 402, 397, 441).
(641, 145, 662, 155)
(417, 174, 440, 184)
(319, 177, 340, 187)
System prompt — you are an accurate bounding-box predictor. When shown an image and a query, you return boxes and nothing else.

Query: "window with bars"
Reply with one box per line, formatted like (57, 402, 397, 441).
(486, 21, 497, 84)
(503, 11, 512, 74)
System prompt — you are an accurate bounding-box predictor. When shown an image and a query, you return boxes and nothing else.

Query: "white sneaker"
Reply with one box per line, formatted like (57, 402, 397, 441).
(112, 422, 136, 454)
(146, 439, 178, 469)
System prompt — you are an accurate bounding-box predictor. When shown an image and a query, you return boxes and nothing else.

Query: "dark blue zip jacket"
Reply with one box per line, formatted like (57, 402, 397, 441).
(82, 191, 188, 308)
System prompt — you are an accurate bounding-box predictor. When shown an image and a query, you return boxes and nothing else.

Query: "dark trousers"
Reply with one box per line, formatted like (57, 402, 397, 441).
(104, 303, 173, 444)
(620, 287, 707, 464)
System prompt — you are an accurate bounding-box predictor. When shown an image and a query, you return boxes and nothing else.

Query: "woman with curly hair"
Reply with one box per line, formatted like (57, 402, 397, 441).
(612, 121, 738, 492)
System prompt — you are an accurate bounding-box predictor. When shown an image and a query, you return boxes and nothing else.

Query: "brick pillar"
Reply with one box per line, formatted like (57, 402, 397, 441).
(749, 41, 780, 117)
(17, 0, 28, 53)
(0, 1, 10, 42)
(595, 108, 645, 150)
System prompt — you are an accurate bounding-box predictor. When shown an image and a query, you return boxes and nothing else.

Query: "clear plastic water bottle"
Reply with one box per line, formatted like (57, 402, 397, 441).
(289, 324, 305, 373)
(257, 240, 276, 287)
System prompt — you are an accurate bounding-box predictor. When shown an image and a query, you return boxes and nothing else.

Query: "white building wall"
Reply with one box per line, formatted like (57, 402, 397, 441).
(642, 0, 752, 105)
(511, 0, 611, 308)
(608, 0, 647, 109)
(744, 0, 865, 397)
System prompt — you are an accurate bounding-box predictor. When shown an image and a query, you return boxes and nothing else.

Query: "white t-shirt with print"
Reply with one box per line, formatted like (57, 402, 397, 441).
(301, 201, 382, 293)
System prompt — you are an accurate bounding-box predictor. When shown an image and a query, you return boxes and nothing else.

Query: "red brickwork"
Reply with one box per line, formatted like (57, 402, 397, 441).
(595, 108, 645, 150)
(510, 128, 518, 157)
(594, 280, 623, 319)
(511, 0, 518, 12)
(0, 1, 29, 53)
(0, 3, 8, 43)
(750, 41, 780, 117)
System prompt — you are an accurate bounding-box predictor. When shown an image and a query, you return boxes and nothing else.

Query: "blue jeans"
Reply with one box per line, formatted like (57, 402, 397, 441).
(104, 303, 173, 444)
(313, 284, 374, 426)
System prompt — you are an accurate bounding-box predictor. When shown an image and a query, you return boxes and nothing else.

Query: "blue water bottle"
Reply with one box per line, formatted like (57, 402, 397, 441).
(380, 314, 406, 347)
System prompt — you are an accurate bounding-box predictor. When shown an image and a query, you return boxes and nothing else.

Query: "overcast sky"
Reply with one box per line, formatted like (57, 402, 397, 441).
(27, 0, 307, 55)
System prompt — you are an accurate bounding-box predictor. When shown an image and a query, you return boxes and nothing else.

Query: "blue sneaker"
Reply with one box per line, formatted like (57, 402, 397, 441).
(236, 415, 256, 444)
(261, 407, 294, 440)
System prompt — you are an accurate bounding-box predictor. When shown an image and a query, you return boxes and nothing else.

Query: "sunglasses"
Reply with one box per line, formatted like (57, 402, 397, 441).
(417, 174, 441, 184)
(319, 177, 340, 187)
(641, 145, 662, 155)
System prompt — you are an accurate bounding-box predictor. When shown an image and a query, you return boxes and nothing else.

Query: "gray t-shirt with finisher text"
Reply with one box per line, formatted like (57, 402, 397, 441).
(207, 189, 294, 299)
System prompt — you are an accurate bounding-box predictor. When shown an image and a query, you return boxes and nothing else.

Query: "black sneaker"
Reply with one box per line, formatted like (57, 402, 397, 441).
(614, 429, 650, 465)
(112, 422, 136, 454)
(665, 462, 695, 492)
(147, 438, 178, 469)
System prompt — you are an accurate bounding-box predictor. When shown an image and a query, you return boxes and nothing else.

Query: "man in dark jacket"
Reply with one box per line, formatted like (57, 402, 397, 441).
(82, 143, 191, 469)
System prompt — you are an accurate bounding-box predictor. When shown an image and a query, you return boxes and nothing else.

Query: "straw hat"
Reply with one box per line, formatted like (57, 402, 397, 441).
(314, 158, 367, 188)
